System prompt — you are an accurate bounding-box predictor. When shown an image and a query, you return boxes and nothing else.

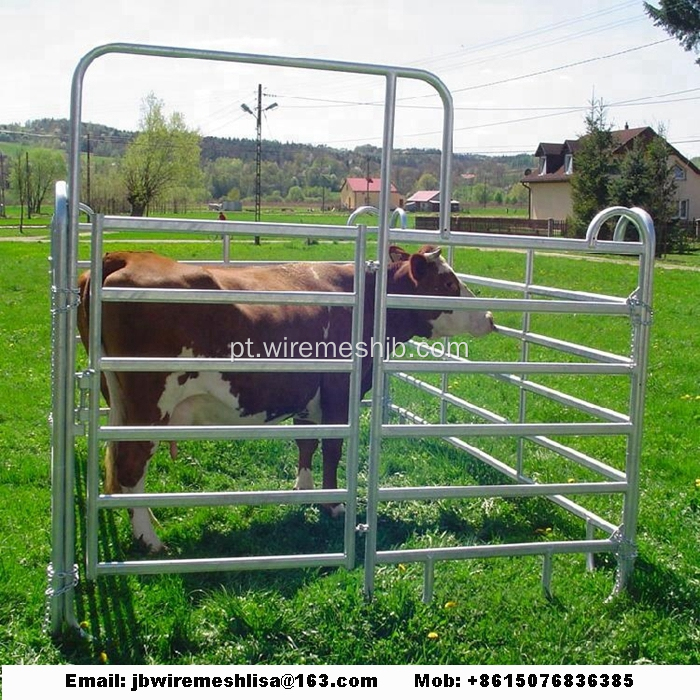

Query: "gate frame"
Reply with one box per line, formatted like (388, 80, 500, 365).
(363, 206, 655, 602)
(47, 42, 457, 636)
(48, 43, 654, 637)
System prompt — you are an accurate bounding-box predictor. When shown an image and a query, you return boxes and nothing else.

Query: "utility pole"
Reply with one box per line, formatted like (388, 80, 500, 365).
(86, 133, 91, 206)
(242, 85, 277, 245)
(365, 156, 373, 206)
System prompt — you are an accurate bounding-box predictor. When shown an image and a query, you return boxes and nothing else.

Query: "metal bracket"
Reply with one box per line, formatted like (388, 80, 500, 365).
(355, 522, 370, 534)
(74, 370, 95, 433)
(365, 260, 380, 273)
(626, 288, 654, 327)
(43, 563, 80, 633)
(608, 527, 638, 599)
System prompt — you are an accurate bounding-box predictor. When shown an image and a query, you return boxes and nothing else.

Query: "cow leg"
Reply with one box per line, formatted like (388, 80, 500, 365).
(106, 439, 163, 553)
(294, 419, 318, 490)
(322, 438, 345, 518)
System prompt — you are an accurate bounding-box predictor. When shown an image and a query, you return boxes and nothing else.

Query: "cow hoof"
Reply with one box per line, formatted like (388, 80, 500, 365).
(134, 534, 166, 555)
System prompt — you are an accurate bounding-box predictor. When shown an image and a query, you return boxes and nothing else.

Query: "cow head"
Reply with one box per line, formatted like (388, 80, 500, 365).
(389, 245, 494, 338)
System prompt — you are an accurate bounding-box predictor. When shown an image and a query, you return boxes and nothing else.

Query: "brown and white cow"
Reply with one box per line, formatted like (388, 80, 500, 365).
(77, 245, 493, 552)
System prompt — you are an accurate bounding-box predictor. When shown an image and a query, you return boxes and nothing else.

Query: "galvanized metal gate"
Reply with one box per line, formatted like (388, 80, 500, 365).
(47, 43, 654, 636)
(362, 207, 655, 602)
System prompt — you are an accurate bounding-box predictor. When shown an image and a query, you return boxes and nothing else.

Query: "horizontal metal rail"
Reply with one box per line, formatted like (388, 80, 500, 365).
(98, 424, 351, 441)
(101, 287, 356, 306)
(98, 215, 359, 239)
(99, 488, 347, 509)
(374, 539, 618, 565)
(382, 422, 633, 438)
(99, 357, 354, 373)
(386, 360, 633, 375)
(387, 293, 631, 315)
(388, 227, 646, 255)
(96, 552, 348, 577)
(377, 482, 627, 501)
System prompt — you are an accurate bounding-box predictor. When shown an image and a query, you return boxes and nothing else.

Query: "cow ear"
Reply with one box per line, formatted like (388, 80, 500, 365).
(409, 252, 428, 282)
(389, 246, 410, 262)
(420, 246, 442, 263)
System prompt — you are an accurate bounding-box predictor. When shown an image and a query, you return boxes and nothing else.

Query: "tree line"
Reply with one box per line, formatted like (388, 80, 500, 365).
(1, 98, 533, 218)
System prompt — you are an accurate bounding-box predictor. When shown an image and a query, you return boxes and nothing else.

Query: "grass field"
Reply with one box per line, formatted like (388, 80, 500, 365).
(1, 229, 699, 666)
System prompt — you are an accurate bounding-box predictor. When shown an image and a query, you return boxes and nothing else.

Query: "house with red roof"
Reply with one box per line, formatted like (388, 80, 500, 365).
(340, 177, 403, 210)
(521, 126, 700, 223)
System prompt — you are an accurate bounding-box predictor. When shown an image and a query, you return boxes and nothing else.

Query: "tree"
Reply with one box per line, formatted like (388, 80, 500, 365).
(641, 133, 679, 255)
(570, 100, 615, 235)
(121, 93, 201, 216)
(574, 107, 679, 255)
(645, 1, 700, 65)
(414, 172, 439, 192)
(26, 148, 66, 214)
(286, 185, 304, 202)
(13, 152, 29, 231)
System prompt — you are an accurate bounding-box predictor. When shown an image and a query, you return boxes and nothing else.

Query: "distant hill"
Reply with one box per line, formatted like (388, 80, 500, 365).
(0, 118, 536, 199)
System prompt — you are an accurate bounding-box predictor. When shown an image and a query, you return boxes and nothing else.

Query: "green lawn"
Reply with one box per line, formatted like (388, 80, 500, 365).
(0, 236, 699, 665)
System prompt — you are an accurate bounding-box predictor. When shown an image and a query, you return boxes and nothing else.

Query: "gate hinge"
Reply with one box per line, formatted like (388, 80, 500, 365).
(74, 370, 95, 431)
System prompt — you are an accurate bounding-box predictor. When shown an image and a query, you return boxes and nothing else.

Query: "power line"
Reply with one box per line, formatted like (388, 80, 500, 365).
(448, 38, 673, 96)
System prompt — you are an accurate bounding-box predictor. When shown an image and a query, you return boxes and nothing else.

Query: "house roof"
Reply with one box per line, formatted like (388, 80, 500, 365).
(522, 126, 700, 183)
(534, 143, 565, 157)
(407, 190, 440, 203)
(343, 177, 397, 193)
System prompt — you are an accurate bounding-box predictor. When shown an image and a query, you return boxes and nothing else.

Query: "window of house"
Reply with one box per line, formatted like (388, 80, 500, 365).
(539, 156, 547, 175)
(673, 164, 686, 181)
(678, 199, 690, 220)
(564, 153, 573, 175)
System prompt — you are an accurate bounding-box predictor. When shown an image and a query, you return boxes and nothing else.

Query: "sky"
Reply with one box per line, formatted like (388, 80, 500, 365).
(4, 0, 700, 159)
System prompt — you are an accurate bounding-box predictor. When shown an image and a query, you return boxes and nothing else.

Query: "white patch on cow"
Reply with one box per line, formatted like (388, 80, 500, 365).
(157, 347, 281, 427)
(123, 474, 164, 552)
(302, 388, 322, 424)
(295, 468, 314, 490)
(429, 280, 494, 338)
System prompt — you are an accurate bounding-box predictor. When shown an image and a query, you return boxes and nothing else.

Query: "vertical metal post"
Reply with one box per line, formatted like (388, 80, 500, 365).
(542, 550, 554, 599)
(86, 214, 104, 580)
(364, 72, 398, 598)
(437, 88, 454, 240)
(344, 224, 368, 569)
(423, 558, 435, 604)
(516, 250, 535, 475)
(49, 182, 69, 634)
(614, 208, 655, 593)
(586, 520, 596, 572)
